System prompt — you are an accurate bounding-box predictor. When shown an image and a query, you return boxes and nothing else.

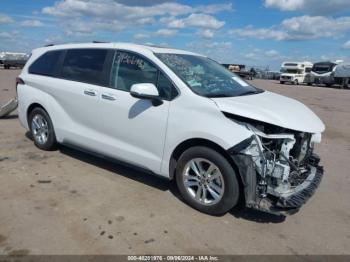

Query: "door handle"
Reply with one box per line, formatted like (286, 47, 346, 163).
(101, 93, 117, 101)
(84, 90, 97, 96)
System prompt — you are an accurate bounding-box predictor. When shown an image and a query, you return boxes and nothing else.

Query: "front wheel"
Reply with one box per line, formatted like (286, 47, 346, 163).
(29, 107, 57, 151)
(176, 146, 240, 215)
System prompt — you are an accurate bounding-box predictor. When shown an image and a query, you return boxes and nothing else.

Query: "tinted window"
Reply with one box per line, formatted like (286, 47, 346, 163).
(110, 51, 175, 100)
(61, 49, 108, 86)
(29, 50, 61, 76)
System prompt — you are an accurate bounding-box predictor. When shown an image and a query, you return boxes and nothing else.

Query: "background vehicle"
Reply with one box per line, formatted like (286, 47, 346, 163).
(222, 64, 254, 79)
(280, 61, 313, 85)
(308, 61, 349, 88)
(17, 43, 325, 216)
(334, 63, 350, 88)
(2, 52, 28, 69)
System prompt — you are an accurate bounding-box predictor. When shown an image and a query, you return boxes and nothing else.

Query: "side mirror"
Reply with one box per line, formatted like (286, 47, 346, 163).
(130, 83, 163, 106)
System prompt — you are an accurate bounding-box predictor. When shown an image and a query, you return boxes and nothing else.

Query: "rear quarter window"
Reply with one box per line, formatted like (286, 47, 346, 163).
(28, 50, 62, 76)
(60, 49, 108, 86)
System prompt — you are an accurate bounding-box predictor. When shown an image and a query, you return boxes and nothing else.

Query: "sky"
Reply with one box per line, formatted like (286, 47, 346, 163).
(1, 0, 350, 70)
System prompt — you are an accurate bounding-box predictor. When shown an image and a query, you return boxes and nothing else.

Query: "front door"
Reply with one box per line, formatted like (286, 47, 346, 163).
(96, 50, 175, 173)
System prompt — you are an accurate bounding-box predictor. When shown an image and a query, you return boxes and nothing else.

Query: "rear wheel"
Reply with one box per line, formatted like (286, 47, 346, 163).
(294, 79, 299, 85)
(280, 81, 285, 84)
(176, 146, 240, 215)
(29, 107, 57, 150)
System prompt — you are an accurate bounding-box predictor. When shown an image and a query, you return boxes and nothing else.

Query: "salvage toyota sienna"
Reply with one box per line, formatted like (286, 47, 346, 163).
(17, 43, 325, 216)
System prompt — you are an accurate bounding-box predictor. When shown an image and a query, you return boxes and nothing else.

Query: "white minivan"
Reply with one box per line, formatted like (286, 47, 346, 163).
(17, 43, 325, 215)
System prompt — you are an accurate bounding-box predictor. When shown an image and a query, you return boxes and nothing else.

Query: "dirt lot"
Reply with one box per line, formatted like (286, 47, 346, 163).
(0, 69, 350, 255)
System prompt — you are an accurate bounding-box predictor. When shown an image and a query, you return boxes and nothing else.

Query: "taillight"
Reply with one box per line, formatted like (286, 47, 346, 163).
(16, 77, 24, 86)
(16, 77, 24, 96)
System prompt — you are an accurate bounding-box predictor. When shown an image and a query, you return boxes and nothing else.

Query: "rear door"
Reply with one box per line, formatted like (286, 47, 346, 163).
(96, 50, 177, 173)
(48, 48, 111, 148)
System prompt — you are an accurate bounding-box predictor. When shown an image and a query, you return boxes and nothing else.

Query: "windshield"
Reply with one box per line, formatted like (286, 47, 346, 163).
(312, 64, 335, 73)
(281, 68, 302, 74)
(155, 53, 262, 97)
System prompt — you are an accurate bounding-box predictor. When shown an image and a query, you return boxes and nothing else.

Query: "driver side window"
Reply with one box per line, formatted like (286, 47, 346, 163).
(110, 51, 176, 100)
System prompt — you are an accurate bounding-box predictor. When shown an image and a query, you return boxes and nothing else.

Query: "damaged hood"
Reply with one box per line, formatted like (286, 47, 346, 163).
(212, 91, 325, 133)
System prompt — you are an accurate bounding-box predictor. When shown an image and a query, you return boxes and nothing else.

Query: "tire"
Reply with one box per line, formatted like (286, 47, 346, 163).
(28, 107, 57, 151)
(307, 83, 312, 86)
(294, 80, 299, 85)
(175, 146, 240, 215)
(280, 81, 284, 84)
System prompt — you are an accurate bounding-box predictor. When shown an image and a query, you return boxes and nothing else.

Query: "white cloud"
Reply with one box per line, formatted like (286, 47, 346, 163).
(343, 40, 350, 49)
(0, 31, 20, 41)
(133, 33, 149, 39)
(265, 49, 280, 57)
(244, 52, 259, 60)
(230, 27, 287, 40)
(155, 29, 177, 37)
(264, 0, 350, 15)
(195, 3, 233, 14)
(0, 32, 13, 39)
(43, 0, 232, 18)
(230, 15, 350, 41)
(41, 0, 228, 36)
(197, 29, 215, 39)
(187, 41, 232, 53)
(20, 19, 44, 27)
(0, 14, 13, 24)
(166, 13, 225, 30)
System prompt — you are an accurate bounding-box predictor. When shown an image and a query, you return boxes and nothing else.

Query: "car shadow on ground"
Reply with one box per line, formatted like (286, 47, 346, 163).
(0, 114, 18, 119)
(230, 208, 286, 223)
(59, 145, 173, 192)
(25, 135, 286, 223)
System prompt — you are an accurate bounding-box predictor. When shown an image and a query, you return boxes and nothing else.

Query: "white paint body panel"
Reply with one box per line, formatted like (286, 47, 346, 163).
(212, 91, 325, 134)
(18, 43, 325, 178)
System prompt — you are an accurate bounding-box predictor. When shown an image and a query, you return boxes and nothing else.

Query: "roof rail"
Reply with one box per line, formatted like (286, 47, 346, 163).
(45, 44, 55, 47)
(92, 41, 110, 43)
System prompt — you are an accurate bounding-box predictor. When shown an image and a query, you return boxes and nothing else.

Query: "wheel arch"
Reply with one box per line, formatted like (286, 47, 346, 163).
(169, 138, 240, 180)
(169, 138, 245, 207)
(27, 103, 48, 125)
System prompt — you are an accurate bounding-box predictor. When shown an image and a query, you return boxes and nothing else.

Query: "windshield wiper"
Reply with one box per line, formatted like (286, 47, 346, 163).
(236, 89, 264, 96)
(206, 93, 232, 98)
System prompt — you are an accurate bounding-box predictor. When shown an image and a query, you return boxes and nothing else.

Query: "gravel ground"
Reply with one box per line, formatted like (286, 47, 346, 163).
(0, 69, 349, 255)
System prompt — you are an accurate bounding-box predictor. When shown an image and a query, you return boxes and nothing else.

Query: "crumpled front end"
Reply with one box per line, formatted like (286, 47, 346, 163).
(227, 118, 324, 216)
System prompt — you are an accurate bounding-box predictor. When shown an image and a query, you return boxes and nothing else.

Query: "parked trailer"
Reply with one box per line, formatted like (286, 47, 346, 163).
(280, 61, 313, 85)
(307, 61, 349, 88)
(334, 63, 350, 88)
(307, 62, 337, 87)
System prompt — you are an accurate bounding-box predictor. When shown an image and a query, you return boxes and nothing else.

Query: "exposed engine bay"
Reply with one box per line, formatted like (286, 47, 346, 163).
(226, 113, 324, 215)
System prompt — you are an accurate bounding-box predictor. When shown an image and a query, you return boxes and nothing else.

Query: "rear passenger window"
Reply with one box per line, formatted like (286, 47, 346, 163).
(29, 50, 61, 76)
(61, 49, 108, 86)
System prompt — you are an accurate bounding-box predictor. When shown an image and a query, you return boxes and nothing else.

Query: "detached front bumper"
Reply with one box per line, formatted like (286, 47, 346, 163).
(230, 152, 324, 216)
(276, 165, 323, 209)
